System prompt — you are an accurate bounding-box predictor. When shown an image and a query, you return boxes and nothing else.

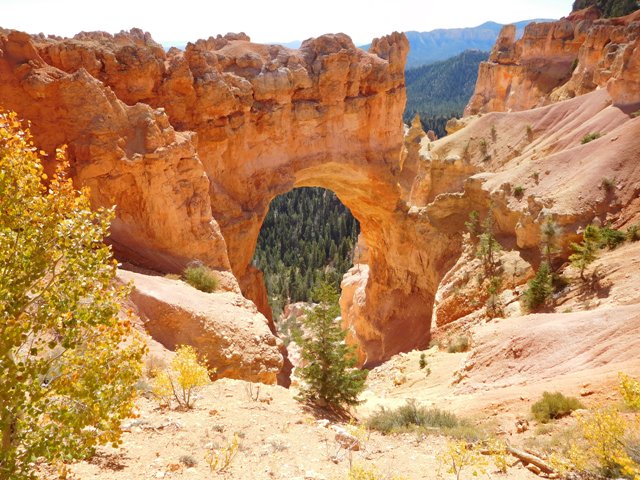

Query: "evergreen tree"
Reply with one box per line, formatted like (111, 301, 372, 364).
(523, 262, 554, 311)
(294, 282, 367, 411)
(540, 218, 561, 268)
(486, 275, 504, 318)
(572, 0, 639, 17)
(403, 50, 489, 137)
(465, 210, 481, 242)
(477, 214, 501, 277)
(569, 224, 601, 280)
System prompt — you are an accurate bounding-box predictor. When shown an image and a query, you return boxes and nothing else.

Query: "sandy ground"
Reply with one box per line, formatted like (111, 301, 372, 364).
(57, 243, 640, 480)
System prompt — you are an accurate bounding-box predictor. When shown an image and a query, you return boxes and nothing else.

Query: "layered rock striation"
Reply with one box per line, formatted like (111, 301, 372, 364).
(0, 27, 456, 367)
(2, 13, 638, 376)
(466, 8, 640, 114)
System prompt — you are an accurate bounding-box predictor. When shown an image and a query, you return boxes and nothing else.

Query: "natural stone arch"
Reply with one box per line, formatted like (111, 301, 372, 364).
(0, 28, 463, 366)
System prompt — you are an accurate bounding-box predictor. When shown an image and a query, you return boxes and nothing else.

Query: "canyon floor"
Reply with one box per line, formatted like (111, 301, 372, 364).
(57, 243, 640, 480)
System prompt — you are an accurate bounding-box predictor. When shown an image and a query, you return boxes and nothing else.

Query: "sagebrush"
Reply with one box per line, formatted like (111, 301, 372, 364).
(183, 264, 219, 293)
(367, 400, 479, 439)
(531, 391, 584, 423)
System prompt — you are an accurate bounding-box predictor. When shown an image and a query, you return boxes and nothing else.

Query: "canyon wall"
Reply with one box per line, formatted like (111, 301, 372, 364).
(466, 7, 640, 115)
(0, 27, 462, 368)
(2, 8, 639, 375)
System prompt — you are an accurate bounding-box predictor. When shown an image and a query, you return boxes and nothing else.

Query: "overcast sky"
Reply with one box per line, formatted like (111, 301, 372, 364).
(3, 0, 575, 45)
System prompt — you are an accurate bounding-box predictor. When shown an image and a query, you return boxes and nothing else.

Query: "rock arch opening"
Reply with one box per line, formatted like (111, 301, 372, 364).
(0, 28, 464, 372)
(252, 187, 360, 320)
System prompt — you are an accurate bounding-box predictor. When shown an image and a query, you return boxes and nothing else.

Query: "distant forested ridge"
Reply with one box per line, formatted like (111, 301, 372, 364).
(572, 0, 639, 17)
(252, 188, 359, 316)
(369, 19, 552, 69)
(404, 49, 489, 137)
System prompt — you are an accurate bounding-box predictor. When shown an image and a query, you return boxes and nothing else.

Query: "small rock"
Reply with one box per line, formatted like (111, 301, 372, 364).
(580, 388, 594, 397)
(334, 427, 360, 451)
(315, 419, 330, 428)
(393, 373, 406, 386)
(304, 470, 327, 480)
(154, 471, 166, 479)
(515, 418, 529, 433)
(526, 464, 541, 475)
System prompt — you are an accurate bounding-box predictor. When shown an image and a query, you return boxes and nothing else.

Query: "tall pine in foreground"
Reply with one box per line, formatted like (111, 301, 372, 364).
(294, 282, 367, 411)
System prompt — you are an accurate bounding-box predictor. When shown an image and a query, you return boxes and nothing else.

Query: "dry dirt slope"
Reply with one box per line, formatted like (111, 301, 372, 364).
(62, 243, 640, 480)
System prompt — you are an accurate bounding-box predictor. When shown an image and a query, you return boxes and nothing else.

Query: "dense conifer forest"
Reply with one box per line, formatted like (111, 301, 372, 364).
(572, 0, 639, 17)
(252, 188, 359, 316)
(404, 50, 489, 137)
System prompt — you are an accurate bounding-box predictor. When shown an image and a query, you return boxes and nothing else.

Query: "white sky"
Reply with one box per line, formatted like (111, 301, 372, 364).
(2, 0, 574, 45)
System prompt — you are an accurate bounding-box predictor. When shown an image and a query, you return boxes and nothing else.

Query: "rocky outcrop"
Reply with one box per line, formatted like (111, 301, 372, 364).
(425, 86, 640, 328)
(466, 8, 640, 114)
(1, 27, 457, 366)
(0, 30, 232, 277)
(119, 270, 282, 384)
(2, 16, 639, 374)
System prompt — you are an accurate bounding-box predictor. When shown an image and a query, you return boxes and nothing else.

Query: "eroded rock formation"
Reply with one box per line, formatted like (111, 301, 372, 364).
(2, 11, 639, 377)
(0, 27, 459, 368)
(466, 8, 640, 114)
(119, 270, 282, 383)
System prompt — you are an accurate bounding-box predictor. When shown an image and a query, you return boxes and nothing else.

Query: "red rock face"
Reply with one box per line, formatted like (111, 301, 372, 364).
(2, 27, 457, 365)
(0, 30, 232, 277)
(465, 8, 640, 115)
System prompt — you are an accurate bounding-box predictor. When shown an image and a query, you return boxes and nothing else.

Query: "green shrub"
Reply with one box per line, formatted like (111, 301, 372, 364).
(627, 224, 640, 242)
(367, 400, 474, 438)
(179, 454, 197, 467)
(601, 177, 617, 193)
(447, 335, 471, 353)
(183, 264, 219, 292)
(419, 353, 427, 369)
(581, 132, 602, 144)
(523, 262, 554, 311)
(513, 186, 525, 199)
(531, 392, 584, 423)
(598, 225, 626, 249)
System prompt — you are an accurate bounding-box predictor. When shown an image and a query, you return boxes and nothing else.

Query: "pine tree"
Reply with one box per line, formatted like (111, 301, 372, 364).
(476, 214, 501, 277)
(523, 262, 554, 311)
(294, 282, 367, 411)
(540, 218, 561, 268)
(569, 224, 601, 280)
(465, 210, 481, 242)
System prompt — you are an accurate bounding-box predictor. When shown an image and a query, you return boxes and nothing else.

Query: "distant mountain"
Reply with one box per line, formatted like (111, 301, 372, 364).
(362, 19, 553, 69)
(404, 49, 490, 137)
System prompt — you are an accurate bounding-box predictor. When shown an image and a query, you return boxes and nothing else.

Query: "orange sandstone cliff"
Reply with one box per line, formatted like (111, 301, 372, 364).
(466, 7, 640, 114)
(1, 10, 639, 379)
